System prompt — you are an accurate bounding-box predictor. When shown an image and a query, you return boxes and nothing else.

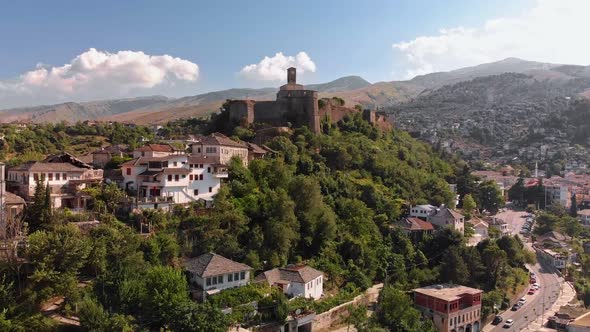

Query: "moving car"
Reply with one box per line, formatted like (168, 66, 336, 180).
(503, 319, 514, 328)
(492, 315, 503, 325)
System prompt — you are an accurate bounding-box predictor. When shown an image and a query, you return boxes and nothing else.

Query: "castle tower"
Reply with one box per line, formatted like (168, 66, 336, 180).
(287, 67, 297, 84)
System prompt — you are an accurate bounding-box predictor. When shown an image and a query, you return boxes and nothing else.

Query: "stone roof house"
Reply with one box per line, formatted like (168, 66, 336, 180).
(428, 208, 465, 235)
(184, 253, 252, 299)
(255, 265, 324, 300)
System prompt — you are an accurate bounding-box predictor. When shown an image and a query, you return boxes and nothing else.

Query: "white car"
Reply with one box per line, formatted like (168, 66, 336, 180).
(518, 297, 526, 305)
(503, 319, 514, 328)
(533, 283, 540, 289)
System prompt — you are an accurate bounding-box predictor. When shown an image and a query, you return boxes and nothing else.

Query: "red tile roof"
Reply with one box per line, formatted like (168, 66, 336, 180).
(400, 217, 435, 231)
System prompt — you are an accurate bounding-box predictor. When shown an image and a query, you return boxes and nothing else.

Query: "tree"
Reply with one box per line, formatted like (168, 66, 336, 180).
(373, 286, 436, 332)
(26, 225, 90, 299)
(476, 181, 504, 214)
(169, 302, 230, 332)
(439, 247, 470, 285)
(26, 180, 52, 231)
(571, 194, 578, 217)
(463, 194, 477, 217)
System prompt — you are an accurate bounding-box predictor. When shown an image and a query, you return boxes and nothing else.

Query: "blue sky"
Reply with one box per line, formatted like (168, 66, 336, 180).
(2, 0, 587, 107)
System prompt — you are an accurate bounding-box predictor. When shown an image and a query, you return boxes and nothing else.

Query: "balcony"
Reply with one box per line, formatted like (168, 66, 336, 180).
(137, 196, 174, 204)
(213, 171, 228, 178)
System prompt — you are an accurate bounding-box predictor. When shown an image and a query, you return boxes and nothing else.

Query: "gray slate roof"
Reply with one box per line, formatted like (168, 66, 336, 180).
(184, 253, 251, 278)
(256, 265, 323, 284)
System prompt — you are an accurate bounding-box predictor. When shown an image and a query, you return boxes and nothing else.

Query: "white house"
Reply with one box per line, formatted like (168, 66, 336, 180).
(191, 133, 249, 166)
(7, 154, 103, 209)
(467, 217, 489, 246)
(409, 204, 438, 220)
(184, 253, 252, 299)
(120, 154, 226, 209)
(255, 265, 324, 300)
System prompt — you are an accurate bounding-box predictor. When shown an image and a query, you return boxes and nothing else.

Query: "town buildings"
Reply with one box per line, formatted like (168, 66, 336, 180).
(121, 154, 227, 209)
(7, 153, 103, 209)
(255, 265, 324, 300)
(184, 252, 252, 300)
(121, 133, 250, 209)
(413, 284, 483, 332)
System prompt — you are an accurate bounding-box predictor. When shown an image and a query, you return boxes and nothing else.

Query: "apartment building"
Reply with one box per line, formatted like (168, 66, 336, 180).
(413, 284, 483, 332)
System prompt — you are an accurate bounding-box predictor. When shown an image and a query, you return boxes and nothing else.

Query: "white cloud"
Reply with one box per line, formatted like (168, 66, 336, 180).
(0, 48, 199, 107)
(393, 0, 590, 79)
(240, 51, 316, 81)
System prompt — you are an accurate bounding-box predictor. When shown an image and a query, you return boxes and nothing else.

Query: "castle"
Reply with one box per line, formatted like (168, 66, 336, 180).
(228, 68, 390, 134)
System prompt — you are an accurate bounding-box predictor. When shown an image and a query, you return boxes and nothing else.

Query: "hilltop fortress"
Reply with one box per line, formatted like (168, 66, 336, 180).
(228, 68, 390, 134)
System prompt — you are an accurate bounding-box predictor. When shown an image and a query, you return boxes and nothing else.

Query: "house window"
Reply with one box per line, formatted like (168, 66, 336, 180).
(228, 273, 233, 282)
(209, 187, 212, 193)
(175, 175, 179, 181)
(55, 173, 60, 181)
(207, 167, 211, 173)
(199, 164, 203, 168)
(141, 152, 145, 157)
(33, 173, 38, 181)
(168, 175, 172, 181)
(48, 173, 53, 181)
(126, 168, 131, 175)
(173, 162, 177, 167)
(240, 271, 245, 280)
(197, 148, 201, 153)
(212, 277, 217, 285)
(182, 175, 186, 178)
(40, 173, 46, 181)
(206, 278, 211, 286)
(189, 175, 193, 181)
(234, 272, 239, 281)
(63, 173, 67, 180)
(218, 275, 223, 283)
(199, 174, 203, 180)
(194, 189, 199, 195)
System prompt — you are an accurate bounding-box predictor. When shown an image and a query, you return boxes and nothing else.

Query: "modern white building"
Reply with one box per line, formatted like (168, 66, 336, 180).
(409, 204, 438, 220)
(546, 184, 570, 208)
(121, 154, 227, 209)
(256, 265, 324, 300)
(184, 252, 252, 300)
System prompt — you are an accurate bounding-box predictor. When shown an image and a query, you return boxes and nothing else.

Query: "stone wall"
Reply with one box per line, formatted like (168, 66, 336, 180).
(312, 284, 382, 331)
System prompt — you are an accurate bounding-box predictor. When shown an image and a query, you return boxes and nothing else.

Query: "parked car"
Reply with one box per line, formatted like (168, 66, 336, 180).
(511, 304, 521, 311)
(518, 297, 526, 305)
(528, 288, 535, 295)
(492, 315, 503, 325)
(533, 283, 540, 289)
(504, 319, 514, 328)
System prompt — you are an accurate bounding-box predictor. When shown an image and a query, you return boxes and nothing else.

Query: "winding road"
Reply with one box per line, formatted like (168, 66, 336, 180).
(484, 209, 564, 331)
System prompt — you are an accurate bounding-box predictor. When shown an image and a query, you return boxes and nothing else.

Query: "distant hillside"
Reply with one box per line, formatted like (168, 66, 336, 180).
(3, 57, 590, 125)
(305, 76, 371, 92)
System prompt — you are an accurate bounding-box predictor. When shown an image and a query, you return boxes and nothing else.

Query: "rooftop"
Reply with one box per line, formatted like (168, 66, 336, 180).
(9, 161, 87, 173)
(194, 133, 247, 148)
(413, 284, 482, 302)
(399, 217, 434, 231)
(183, 253, 251, 278)
(579, 209, 590, 217)
(135, 143, 179, 153)
(256, 265, 323, 284)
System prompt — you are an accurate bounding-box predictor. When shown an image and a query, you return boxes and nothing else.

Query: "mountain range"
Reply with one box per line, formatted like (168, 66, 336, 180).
(1, 58, 590, 125)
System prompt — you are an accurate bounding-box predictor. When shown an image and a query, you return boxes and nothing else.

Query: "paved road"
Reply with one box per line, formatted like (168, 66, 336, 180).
(484, 209, 563, 331)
